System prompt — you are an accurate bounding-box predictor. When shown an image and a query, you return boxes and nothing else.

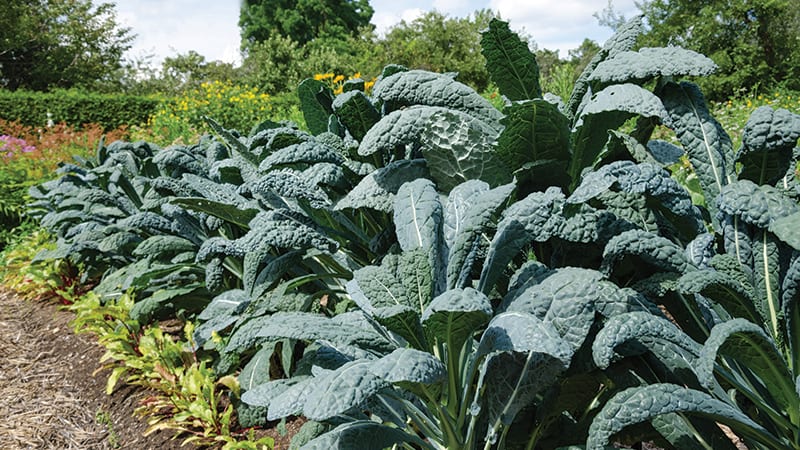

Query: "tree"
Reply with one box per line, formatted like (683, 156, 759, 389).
(239, 0, 373, 50)
(380, 10, 499, 92)
(0, 0, 134, 91)
(635, 0, 800, 98)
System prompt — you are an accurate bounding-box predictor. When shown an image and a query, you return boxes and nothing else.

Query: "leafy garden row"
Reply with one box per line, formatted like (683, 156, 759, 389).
(29, 18, 800, 449)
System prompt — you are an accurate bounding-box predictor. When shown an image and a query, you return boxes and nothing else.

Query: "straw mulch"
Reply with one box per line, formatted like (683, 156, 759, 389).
(0, 289, 183, 450)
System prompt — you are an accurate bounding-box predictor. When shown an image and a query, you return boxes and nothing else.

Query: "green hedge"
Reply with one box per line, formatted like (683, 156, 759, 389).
(0, 89, 160, 131)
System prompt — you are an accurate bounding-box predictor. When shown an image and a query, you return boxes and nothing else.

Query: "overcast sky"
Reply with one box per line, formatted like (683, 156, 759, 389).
(108, 0, 639, 67)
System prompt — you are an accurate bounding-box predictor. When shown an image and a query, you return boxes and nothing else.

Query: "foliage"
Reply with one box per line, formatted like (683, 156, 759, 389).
(21, 12, 800, 450)
(68, 291, 274, 448)
(239, 0, 373, 48)
(636, 0, 800, 99)
(143, 80, 275, 145)
(380, 10, 498, 93)
(0, 229, 87, 303)
(0, 0, 134, 91)
(0, 88, 158, 130)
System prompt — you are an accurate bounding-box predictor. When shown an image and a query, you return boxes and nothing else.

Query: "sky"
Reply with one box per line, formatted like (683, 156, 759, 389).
(109, 0, 640, 68)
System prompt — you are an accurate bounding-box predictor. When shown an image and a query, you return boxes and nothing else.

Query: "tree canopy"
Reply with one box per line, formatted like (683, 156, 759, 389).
(0, 0, 134, 91)
(239, 0, 374, 50)
(635, 0, 800, 98)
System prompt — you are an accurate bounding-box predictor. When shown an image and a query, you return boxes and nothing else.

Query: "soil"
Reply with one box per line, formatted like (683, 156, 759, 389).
(0, 289, 301, 449)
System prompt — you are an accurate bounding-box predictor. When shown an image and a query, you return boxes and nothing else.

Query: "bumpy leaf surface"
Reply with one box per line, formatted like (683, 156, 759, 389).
(421, 109, 509, 192)
(592, 311, 701, 369)
(586, 384, 773, 450)
(660, 81, 733, 203)
(696, 319, 797, 413)
(421, 287, 493, 351)
(334, 159, 429, 212)
(300, 420, 423, 450)
(589, 47, 717, 87)
(447, 181, 516, 289)
(480, 18, 541, 101)
(601, 229, 690, 276)
(372, 70, 504, 128)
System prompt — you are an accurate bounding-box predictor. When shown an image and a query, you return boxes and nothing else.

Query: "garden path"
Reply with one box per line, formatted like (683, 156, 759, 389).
(0, 289, 183, 449)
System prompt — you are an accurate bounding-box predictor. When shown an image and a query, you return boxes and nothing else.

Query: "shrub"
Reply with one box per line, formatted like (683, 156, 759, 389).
(0, 89, 158, 131)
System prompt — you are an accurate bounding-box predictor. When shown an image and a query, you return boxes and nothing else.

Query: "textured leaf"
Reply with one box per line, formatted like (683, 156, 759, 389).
(592, 311, 701, 370)
(368, 347, 446, 384)
(477, 312, 573, 440)
(770, 211, 800, 251)
(443, 179, 489, 251)
(255, 311, 396, 355)
(588, 47, 717, 87)
(241, 377, 304, 408)
(480, 18, 541, 100)
(300, 420, 424, 450)
(496, 99, 571, 179)
(479, 187, 565, 294)
(357, 106, 451, 157)
(171, 197, 258, 229)
(235, 209, 338, 254)
(696, 319, 797, 414)
(447, 181, 516, 289)
(267, 377, 317, 420)
(372, 69, 504, 128)
(566, 15, 643, 119)
(586, 384, 780, 450)
(249, 168, 332, 208)
(298, 79, 335, 135)
(257, 140, 345, 172)
(737, 107, 800, 185)
(303, 360, 390, 421)
(347, 250, 432, 348)
(421, 287, 493, 351)
(660, 81, 733, 204)
(716, 180, 799, 229)
(393, 179, 443, 283)
(601, 229, 690, 276)
(421, 109, 510, 192)
(331, 90, 380, 141)
(677, 270, 760, 324)
(570, 84, 668, 185)
(501, 267, 603, 351)
(334, 159, 429, 213)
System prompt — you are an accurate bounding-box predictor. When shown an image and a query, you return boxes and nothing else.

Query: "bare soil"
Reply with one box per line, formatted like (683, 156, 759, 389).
(0, 289, 300, 449)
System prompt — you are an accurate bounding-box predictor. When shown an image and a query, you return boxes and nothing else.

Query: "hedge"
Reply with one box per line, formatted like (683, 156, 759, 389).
(0, 89, 160, 131)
